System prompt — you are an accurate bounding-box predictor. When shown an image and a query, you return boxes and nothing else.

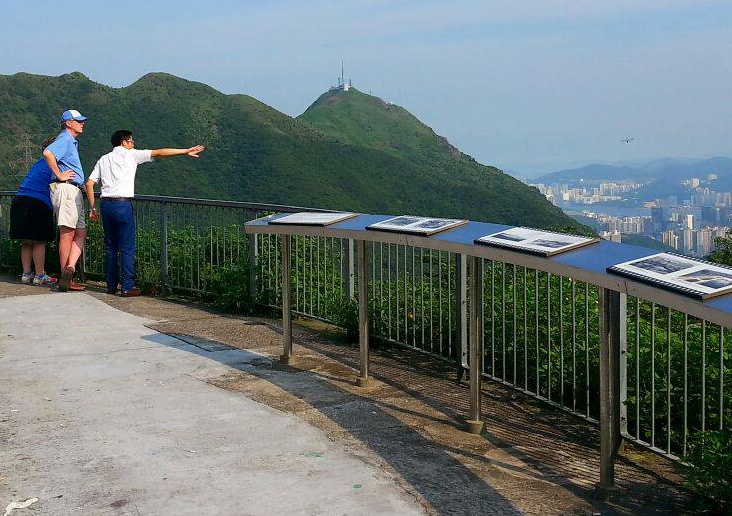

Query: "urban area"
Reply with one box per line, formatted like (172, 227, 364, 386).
(531, 173, 731, 258)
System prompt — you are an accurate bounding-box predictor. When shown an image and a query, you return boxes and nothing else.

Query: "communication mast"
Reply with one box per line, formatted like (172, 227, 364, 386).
(330, 62, 352, 92)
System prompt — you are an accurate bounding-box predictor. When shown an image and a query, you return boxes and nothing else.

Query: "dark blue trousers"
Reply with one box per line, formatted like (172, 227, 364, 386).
(101, 200, 135, 293)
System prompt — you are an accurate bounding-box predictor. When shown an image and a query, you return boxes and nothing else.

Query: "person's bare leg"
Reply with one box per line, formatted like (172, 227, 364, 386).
(32, 241, 47, 275)
(21, 241, 34, 274)
(65, 228, 87, 271)
(58, 226, 75, 270)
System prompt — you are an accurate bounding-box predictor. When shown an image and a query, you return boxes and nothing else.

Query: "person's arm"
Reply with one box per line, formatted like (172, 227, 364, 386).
(84, 179, 98, 222)
(150, 145, 205, 158)
(43, 149, 75, 181)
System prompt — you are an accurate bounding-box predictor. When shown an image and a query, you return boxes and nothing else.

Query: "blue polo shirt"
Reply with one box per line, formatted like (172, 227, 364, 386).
(45, 130, 84, 186)
(16, 158, 54, 208)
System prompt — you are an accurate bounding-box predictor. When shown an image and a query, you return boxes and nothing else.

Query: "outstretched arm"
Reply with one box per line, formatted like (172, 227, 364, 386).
(151, 145, 205, 158)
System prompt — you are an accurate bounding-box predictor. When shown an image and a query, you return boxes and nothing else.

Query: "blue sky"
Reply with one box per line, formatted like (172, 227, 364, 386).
(3, 0, 730, 176)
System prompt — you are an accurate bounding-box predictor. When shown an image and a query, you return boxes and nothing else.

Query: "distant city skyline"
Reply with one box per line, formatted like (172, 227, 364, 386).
(2, 1, 730, 176)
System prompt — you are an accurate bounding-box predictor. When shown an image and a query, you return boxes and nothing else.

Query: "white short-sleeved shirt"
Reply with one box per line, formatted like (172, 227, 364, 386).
(88, 146, 153, 198)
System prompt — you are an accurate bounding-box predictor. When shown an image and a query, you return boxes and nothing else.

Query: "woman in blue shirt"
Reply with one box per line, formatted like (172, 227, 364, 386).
(10, 133, 76, 285)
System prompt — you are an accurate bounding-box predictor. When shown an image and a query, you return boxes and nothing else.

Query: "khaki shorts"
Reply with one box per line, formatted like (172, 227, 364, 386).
(51, 183, 86, 230)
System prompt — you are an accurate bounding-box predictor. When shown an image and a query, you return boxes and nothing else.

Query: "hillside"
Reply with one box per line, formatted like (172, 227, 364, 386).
(535, 163, 648, 184)
(298, 89, 581, 228)
(1, 72, 583, 230)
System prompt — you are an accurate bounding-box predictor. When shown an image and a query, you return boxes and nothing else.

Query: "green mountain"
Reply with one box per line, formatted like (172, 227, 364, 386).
(1, 72, 583, 230)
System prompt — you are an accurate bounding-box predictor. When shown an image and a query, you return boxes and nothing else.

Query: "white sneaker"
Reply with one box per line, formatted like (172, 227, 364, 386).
(32, 273, 57, 286)
(21, 272, 34, 284)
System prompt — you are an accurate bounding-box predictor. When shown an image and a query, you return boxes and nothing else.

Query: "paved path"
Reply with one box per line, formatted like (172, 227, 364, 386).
(0, 292, 425, 515)
(0, 279, 694, 515)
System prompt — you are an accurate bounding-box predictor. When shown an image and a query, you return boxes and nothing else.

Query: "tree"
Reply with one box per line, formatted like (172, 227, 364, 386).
(708, 233, 732, 266)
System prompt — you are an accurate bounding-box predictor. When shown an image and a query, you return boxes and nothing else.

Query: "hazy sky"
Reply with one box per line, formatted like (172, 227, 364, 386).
(3, 1, 730, 176)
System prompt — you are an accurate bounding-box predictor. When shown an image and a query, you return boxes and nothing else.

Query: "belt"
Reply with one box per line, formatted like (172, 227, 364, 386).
(102, 197, 133, 202)
(53, 180, 81, 189)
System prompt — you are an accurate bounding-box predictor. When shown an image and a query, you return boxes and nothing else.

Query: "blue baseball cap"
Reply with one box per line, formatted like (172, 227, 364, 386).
(61, 109, 88, 122)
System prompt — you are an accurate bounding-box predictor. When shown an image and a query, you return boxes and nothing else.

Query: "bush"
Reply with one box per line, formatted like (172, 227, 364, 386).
(205, 263, 251, 312)
(324, 295, 359, 341)
(683, 429, 732, 509)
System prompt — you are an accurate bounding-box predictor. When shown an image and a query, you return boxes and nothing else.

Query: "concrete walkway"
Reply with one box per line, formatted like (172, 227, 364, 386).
(1, 278, 694, 515)
(0, 292, 424, 515)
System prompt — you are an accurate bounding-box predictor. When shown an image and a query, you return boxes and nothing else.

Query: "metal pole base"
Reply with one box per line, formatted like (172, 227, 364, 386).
(279, 354, 296, 365)
(465, 419, 485, 434)
(593, 484, 623, 501)
(356, 376, 372, 388)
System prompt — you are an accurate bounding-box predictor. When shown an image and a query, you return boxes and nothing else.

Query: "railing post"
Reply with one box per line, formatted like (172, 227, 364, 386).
(160, 202, 169, 294)
(248, 233, 258, 304)
(342, 238, 355, 301)
(280, 234, 293, 364)
(356, 240, 372, 387)
(466, 255, 485, 434)
(455, 254, 468, 383)
(597, 288, 624, 496)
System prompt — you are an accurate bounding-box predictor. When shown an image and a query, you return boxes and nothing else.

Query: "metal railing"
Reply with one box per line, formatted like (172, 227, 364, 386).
(2, 192, 729, 480)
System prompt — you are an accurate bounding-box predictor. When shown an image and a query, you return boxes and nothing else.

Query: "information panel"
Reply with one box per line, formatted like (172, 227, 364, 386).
(475, 227, 599, 256)
(607, 252, 732, 300)
(366, 216, 468, 236)
(268, 212, 358, 226)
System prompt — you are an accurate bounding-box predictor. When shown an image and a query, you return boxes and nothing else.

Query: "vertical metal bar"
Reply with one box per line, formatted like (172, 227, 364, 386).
(585, 283, 590, 418)
(536, 269, 540, 393)
(651, 303, 656, 448)
(636, 298, 641, 440)
(702, 321, 706, 432)
(560, 277, 565, 405)
(421, 248, 425, 349)
(457, 254, 468, 373)
(448, 252, 453, 358)
(667, 309, 672, 453)
(683, 314, 689, 456)
(427, 249, 435, 351)
(619, 295, 629, 438)
(280, 234, 293, 364)
(524, 267, 528, 390)
(356, 240, 371, 387)
(438, 251, 443, 354)
(547, 273, 552, 401)
(513, 264, 517, 385)
(412, 247, 416, 348)
(492, 262, 496, 376)
(403, 245, 408, 345)
(721, 327, 725, 431)
(248, 233, 258, 304)
(467, 255, 484, 434)
(388, 244, 393, 341)
(572, 280, 577, 411)
(160, 202, 169, 293)
(598, 289, 624, 492)
(395, 244, 401, 342)
(346, 238, 356, 299)
(502, 261, 506, 380)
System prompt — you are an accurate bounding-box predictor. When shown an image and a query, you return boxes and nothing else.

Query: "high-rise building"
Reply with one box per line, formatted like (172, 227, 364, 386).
(651, 206, 666, 233)
(701, 206, 717, 226)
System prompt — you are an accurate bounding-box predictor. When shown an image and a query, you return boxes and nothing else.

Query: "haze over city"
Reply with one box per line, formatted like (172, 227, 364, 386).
(2, 0, 730, 176)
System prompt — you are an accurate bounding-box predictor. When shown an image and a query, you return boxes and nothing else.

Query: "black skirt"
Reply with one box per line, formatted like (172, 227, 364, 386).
(10, 195, 55, 242)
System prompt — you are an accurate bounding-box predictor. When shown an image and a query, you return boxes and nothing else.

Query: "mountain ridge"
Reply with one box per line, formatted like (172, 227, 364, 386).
(1, 71, 585, 231)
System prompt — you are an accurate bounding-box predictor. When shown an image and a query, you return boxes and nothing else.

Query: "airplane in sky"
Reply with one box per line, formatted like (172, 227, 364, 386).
(620, 137, 635, 144)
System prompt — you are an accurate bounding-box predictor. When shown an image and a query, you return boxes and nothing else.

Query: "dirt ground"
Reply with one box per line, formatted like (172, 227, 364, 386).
(1, 276, 711, 515)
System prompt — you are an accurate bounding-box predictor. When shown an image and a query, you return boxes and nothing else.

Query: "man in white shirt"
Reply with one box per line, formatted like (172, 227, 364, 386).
(85, 130, 205, 296)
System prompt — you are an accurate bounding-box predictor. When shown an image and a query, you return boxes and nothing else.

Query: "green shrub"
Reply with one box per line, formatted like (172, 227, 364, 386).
(683, 429, 732, 509)
(204, 263, 251, 312)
